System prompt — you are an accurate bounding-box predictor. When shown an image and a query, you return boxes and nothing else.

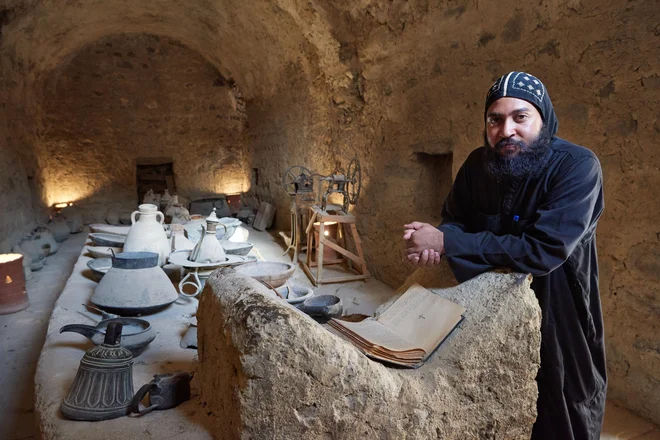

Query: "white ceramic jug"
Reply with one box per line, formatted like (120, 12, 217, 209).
(123, 204, 170, 266)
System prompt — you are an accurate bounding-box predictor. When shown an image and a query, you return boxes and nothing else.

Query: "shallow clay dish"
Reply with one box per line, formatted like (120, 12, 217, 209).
(86, 258, 112, 282)
(89, 233, 126, 247)
(275, 284, 314, 304)
(221, 241, 254, 256)
(86, 246, 123, 259)
(234, 261, 295, 288)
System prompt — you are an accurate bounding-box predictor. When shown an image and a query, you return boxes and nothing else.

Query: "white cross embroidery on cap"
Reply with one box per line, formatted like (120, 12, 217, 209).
(511, 72, 545, 103)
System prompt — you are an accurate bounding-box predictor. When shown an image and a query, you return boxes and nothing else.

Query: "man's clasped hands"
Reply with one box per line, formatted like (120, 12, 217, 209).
(403, 221, 445, 267)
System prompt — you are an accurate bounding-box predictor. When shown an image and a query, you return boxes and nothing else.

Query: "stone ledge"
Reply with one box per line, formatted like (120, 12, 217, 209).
(34, 238, 214, 440)
(198, 267, 542, 439)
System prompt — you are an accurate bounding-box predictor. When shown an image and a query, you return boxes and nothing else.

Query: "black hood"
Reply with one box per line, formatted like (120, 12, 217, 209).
(484, 71, 558, 137)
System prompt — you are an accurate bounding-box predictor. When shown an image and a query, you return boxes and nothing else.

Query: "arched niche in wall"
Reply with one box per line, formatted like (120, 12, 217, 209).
(39, 33, 249, 217)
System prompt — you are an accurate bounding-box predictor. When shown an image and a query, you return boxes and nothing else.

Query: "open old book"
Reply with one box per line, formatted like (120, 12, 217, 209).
(328, 283, 466, 368)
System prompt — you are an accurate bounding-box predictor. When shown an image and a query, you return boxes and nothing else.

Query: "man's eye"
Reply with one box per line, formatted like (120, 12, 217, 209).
(516, 114, 528, 121)
(488, 118, 501, 125)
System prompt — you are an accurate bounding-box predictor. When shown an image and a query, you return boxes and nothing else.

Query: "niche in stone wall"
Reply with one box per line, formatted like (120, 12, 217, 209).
(136, 158, 175, 204)
(411, 152, 453, 225)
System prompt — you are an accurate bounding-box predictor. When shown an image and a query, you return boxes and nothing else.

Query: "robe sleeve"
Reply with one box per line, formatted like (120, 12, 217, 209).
(439, 155, 603, 282)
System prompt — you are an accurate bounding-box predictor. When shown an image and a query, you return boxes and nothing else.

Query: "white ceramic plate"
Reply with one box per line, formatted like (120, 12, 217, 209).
(168, 250, 251, 268)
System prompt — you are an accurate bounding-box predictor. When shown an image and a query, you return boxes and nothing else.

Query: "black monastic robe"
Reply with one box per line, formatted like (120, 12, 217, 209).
(438, 138, 607, 439)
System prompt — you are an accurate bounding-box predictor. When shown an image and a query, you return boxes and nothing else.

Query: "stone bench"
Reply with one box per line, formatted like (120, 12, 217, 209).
(197, 268, 542, 439)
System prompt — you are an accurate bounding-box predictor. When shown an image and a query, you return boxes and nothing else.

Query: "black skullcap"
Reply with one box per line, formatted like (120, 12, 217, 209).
(485, 71, 558, 137)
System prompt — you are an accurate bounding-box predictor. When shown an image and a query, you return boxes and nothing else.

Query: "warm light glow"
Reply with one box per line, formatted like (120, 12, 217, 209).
(0, 254, 22, 263)
(5, 276, 12, 284)
(54, 203, 69, 208)
(324, 230, 329, 236)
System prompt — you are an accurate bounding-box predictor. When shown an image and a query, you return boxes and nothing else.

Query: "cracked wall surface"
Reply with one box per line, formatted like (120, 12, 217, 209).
(0, 0, 658, 423)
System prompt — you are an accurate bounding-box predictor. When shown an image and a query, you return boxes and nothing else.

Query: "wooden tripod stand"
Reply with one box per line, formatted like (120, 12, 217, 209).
(298, 205, 370, 286)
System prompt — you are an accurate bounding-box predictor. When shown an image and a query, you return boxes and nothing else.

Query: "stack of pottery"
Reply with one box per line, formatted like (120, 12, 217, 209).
(159, 189, 172, 211)
(123, 204, 170, 266)
(143, 189, 155, 205)
(165, 196, 191, 224)
(184, 208, 240, 242)
(48, 214, 70, 242)
(91, 252, 178, 316)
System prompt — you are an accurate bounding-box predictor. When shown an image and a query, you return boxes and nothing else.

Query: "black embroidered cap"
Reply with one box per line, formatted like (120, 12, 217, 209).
(485, 71, 559, 137)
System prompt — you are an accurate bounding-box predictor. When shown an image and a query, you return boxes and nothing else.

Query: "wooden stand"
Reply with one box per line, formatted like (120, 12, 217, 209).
(299, 205, 370, 286)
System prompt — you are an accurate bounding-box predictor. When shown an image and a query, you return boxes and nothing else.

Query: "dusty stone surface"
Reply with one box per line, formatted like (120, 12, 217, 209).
(0, 0, 658, 423)
(34, 236, 213, 440)
(198, 267, 541, 439)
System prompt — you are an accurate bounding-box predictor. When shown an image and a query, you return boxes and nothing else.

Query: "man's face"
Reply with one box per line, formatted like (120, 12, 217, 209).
(485, 97, 543, 157)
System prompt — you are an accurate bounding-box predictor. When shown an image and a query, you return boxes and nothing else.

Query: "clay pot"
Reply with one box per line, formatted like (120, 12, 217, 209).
(0, 254, 29, 314)
(19, 235, 46, 264)
(118, 212, 132, 225)
(123, 204, 170, 266)
(143, 189, 156, 205)
(91, 252, 178, 316)
(61, 207, 84, 233)
(48, 215, 70, 242)
(34, 227, 58, 255)
(159, 189, 172, 211)
(107, 211, 120, 225)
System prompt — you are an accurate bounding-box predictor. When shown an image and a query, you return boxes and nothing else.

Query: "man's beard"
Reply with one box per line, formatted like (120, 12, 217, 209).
(483, 126, 552, 180)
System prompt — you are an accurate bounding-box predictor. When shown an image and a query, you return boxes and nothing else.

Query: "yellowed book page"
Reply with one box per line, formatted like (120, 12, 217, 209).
(331, 319, 419, 352)
(377, 283, 466, 354)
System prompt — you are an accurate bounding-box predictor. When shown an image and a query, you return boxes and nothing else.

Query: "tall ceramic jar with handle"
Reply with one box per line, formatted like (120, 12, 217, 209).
(123, 204, 170, 266)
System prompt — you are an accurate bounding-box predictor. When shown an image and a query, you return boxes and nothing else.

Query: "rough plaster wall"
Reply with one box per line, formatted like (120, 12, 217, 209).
(0, 0, 659, 423)
(40, 34, 247, 221)
(0, 134, 35, 252)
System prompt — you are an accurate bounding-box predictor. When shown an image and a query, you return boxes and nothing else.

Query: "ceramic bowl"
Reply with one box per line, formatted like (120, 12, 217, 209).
(86, 258, 112, 282)
(221, 241, 254, 256)
(298, 295, 343, 318)
(234, 261, 296, 288)
(86, 246, 123, 259)
(275, 284, 314, 304)
(218, 217, 242, 240)
(89, 233, 126, 247)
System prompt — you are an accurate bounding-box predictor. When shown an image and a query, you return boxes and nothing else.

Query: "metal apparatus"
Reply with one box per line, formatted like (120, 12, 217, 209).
(281, 157, 362, 212)
(280, 157, 369, 285)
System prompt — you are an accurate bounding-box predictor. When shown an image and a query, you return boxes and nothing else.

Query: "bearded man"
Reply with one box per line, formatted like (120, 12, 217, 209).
(403, 71, 606, 439)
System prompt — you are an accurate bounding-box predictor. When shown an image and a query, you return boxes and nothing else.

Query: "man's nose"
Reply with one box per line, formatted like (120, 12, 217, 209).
(500, 118, 516, 138)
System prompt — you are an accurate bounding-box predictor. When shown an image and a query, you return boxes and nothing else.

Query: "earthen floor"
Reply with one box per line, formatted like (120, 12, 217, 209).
(0, 226, 657, 439)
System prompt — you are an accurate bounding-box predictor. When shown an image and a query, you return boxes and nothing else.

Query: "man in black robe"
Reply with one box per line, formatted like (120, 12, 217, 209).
(403, 71, 607, 439)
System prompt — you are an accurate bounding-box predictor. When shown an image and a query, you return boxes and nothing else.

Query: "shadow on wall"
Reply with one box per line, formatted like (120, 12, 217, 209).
(354, 149, 454, 288)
